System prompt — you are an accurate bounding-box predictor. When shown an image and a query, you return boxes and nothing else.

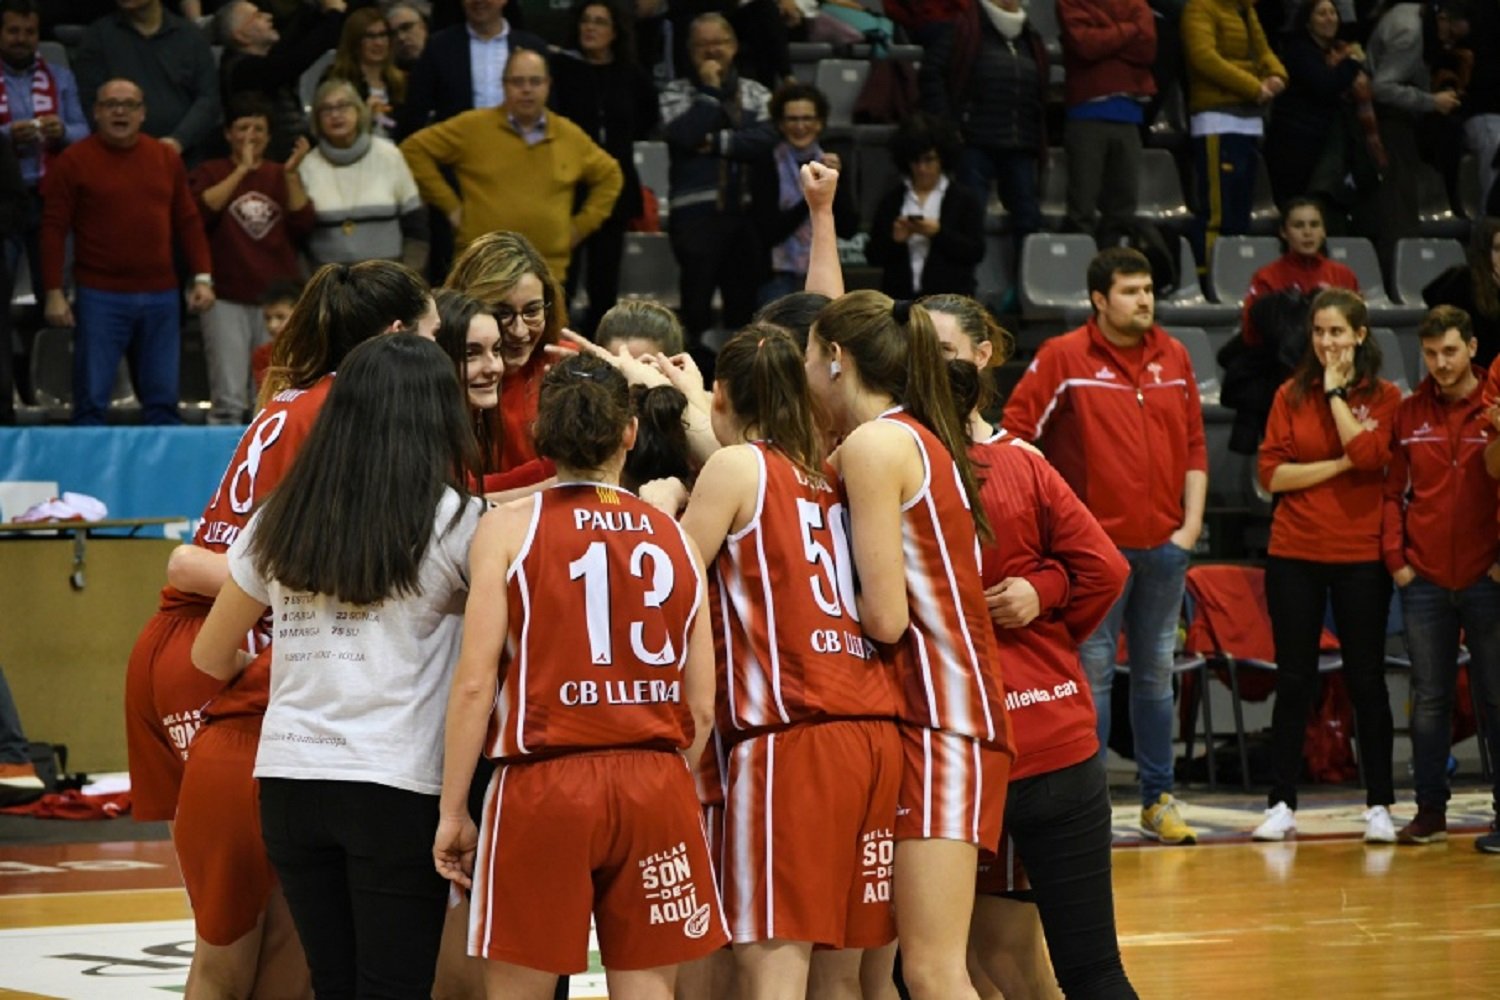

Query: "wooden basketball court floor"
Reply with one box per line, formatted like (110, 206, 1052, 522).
(2, 823, 1497, 999)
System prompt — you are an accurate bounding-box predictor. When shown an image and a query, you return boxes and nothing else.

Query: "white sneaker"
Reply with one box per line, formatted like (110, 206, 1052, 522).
(1253, 801, 1297, 841)
(1364, 806, 1397, 844)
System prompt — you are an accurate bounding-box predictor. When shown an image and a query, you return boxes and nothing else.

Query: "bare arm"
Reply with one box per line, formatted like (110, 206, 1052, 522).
(166, 544, 230, 597)
(679, 537, 715, 771)
(681, 446, 758, 561)
(802, 161, 844, 299)
(839, 422, 915, 643)
(191, 578, 270, 681)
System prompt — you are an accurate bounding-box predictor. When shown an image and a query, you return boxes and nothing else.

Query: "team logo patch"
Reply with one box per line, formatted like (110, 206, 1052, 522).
(639, 842, 707, 936)
(682, 902, 713, 940)
(595, 486, 620, 505)
(229, 191, 282, 241)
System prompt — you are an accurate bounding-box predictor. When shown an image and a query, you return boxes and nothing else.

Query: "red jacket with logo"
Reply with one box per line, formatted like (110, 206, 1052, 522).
(970, 433, 1129, 780)
(1002, 319, 1208, 550)
(1258, 377, 1402, 563)
(1382, 370, 1500, 589)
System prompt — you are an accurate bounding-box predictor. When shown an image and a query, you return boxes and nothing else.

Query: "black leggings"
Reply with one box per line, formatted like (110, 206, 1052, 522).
(1001, 755, 1137, 1000)
(1265, 556, 1394, 809)
(259, 778, 450, 1000)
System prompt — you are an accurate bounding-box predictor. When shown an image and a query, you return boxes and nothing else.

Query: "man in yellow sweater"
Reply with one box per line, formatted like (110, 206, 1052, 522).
(399, 48, 623, 283)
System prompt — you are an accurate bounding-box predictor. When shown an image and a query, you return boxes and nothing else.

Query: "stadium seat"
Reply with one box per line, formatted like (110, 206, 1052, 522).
(1415, 162, 1468, 240)
(1392, 238, 1464, 306)
(617, 233, 680, 308)
(38, 40, 69, 70)
(789, 42, 832, 84)
(1165, 325, 1222, 407)
(1157, 237, 1238, 327)
(1017, 232, 1095, 324)
(1027, 0, 1062, 60)
(1370, 327, 1412, 395)
(814, 60, 871, 128)
(632, 140, 670, 219)
(1325, 237, 1425, 326)
(53, 24, 85, 46)
(1137, 148, 1193, 232)
(1207, 235, 1280, 308)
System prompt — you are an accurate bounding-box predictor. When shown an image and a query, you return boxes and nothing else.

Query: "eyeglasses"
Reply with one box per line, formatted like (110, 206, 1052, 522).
(494, 301, 549, 330)
(317, 101, 358, 115)
(98, 98, 143, 112)
(503, 75, 547, 88)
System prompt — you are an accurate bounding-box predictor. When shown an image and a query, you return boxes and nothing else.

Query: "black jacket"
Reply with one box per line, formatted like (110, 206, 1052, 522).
(920, 9, 1048, 152)
(865, 182, 986, 298)
(549, 53, 661, 222)
(395, 21, 548, 139)
(748, 148, 859, 274)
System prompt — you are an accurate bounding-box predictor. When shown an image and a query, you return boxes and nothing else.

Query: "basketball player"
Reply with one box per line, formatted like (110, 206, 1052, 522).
(435, 352, 729, 1000)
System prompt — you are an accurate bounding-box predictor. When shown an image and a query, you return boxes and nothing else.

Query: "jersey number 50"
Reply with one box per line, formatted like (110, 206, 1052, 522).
(569, 541, 678, 667)
(797, 498, 860, 622)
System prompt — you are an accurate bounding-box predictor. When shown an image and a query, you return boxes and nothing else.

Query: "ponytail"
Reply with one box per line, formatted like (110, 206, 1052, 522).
(714, 323, 824, 477)
(623, 384, 694, 490)
(813, 291, 989, 540)
(534, 353, 633, 471)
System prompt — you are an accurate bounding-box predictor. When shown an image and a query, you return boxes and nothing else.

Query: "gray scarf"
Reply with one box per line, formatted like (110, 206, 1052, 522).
(317, 130, 373, 166)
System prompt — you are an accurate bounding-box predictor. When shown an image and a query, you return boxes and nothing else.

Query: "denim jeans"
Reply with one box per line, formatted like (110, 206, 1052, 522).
(1078, 540, 1191, 806)
(72, 286, 181, 425)
(1400, 574, 1500, 812)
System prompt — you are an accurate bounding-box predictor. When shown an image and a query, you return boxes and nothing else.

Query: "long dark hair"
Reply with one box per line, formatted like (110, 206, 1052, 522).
(534, 353, 633, 472)
(260, 260, 430, 405)
(1290, 287, 1384, 404)
(567, 0, 638, 68)
(623, 385, 694, 491)
(247, 335, 479, 606)
(812, 290, 989, 539)
(714, 323, 824, 478)
(434, 288, 502, 478)
(1467, 216, 1500, 319)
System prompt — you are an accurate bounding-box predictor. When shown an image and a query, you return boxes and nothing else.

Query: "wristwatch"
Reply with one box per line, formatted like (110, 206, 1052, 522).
(1325, 385, 1348, 400)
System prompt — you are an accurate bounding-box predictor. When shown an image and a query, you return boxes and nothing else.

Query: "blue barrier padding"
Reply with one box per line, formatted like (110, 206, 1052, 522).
(0, 427, 245, 537)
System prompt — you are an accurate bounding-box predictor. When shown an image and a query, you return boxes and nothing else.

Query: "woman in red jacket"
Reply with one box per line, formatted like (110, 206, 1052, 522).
(1253, 287, 1403, 844)
(928, 294, 1136, 1000)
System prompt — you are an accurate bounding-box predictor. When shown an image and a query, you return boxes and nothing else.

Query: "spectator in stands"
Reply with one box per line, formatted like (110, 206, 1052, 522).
(1423, 216, 1500, 367)
(751, 81, 856, 304)
(1181, 0, 1286, 264)
(75, 0, 221, 165)
(1264, 0, 1383, 228)
(865, 113, 985, 299)
(386, 2, 430, 71)
(401, 48, 623, 284)
(660, 12, 775, 341)
(550, 0, 661, 336)
(217, 0, 347, 161)
(1368, 0, 1469, 269)
(300, 79, 428, 270)
(249, 279, 301, 395)
(1460, 0, 1499, 214)
(919, 0, 1047, 252)
(1058, 0, 1158, 237)
(2, 0, 88, 312)
(0, 129, 20, 424)
(776, 0, 874, 49)
(884, 0, 969, 48)
(1220, 196, 1358, 451)
(1003, 245, 1208, 847)
(326, 7, 407, 137)
(41, 78, 215, 425)
(395, 0, 546, 137)
(1252, 287, 1402, 844)
(668, 0, 790, 90)
(189, 95, 315, 424)
(1382, 305, 1500, 846)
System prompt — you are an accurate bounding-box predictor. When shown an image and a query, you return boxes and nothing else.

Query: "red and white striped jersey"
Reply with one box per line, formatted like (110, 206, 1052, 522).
(877, 410, 1010, 752)
(159, 377, 335, 629)
(486, 482, 704, 761)
(712, 444, 895, 739)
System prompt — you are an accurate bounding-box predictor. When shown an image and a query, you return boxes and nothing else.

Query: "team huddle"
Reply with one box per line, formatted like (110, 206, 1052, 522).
(123, 162, 1139, 999)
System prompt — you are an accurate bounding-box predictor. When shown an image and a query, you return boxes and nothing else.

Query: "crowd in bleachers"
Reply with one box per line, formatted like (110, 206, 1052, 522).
(5, 0, 1500, 430)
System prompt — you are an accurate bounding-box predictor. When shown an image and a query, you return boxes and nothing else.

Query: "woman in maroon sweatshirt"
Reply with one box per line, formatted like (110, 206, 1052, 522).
(1254, 287, 1402, 845)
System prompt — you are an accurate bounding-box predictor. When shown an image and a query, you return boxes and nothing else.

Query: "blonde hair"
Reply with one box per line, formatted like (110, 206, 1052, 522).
(595, 299, 685, 355)
(309, 79, 372, 142)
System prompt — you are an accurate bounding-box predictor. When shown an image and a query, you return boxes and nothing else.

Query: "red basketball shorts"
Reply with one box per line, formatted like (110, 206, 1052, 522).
(124, 608, 223, 821)
(895, 725, 1010, 851)
(174, 719, 276, 945)
(721, 719, 900, 949)
(468, 749, 730, 974)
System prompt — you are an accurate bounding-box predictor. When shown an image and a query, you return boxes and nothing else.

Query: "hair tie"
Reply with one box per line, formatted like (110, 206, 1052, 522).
(891, 299, 913, 325)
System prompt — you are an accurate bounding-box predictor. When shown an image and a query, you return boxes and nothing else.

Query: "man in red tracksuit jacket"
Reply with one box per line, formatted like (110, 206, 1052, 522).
(1382, 304, 1500, 850)
(1003, 245, 1208, 845)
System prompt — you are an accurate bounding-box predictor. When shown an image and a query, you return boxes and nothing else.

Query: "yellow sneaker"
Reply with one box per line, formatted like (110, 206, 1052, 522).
(1141, 793, 1198, 845)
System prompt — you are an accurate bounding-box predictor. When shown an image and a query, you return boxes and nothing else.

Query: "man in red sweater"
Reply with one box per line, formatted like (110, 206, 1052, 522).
(1003, 246, 1208, 845)
(1382, 305, 1500, 849)
(41, 78, 214, 425)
